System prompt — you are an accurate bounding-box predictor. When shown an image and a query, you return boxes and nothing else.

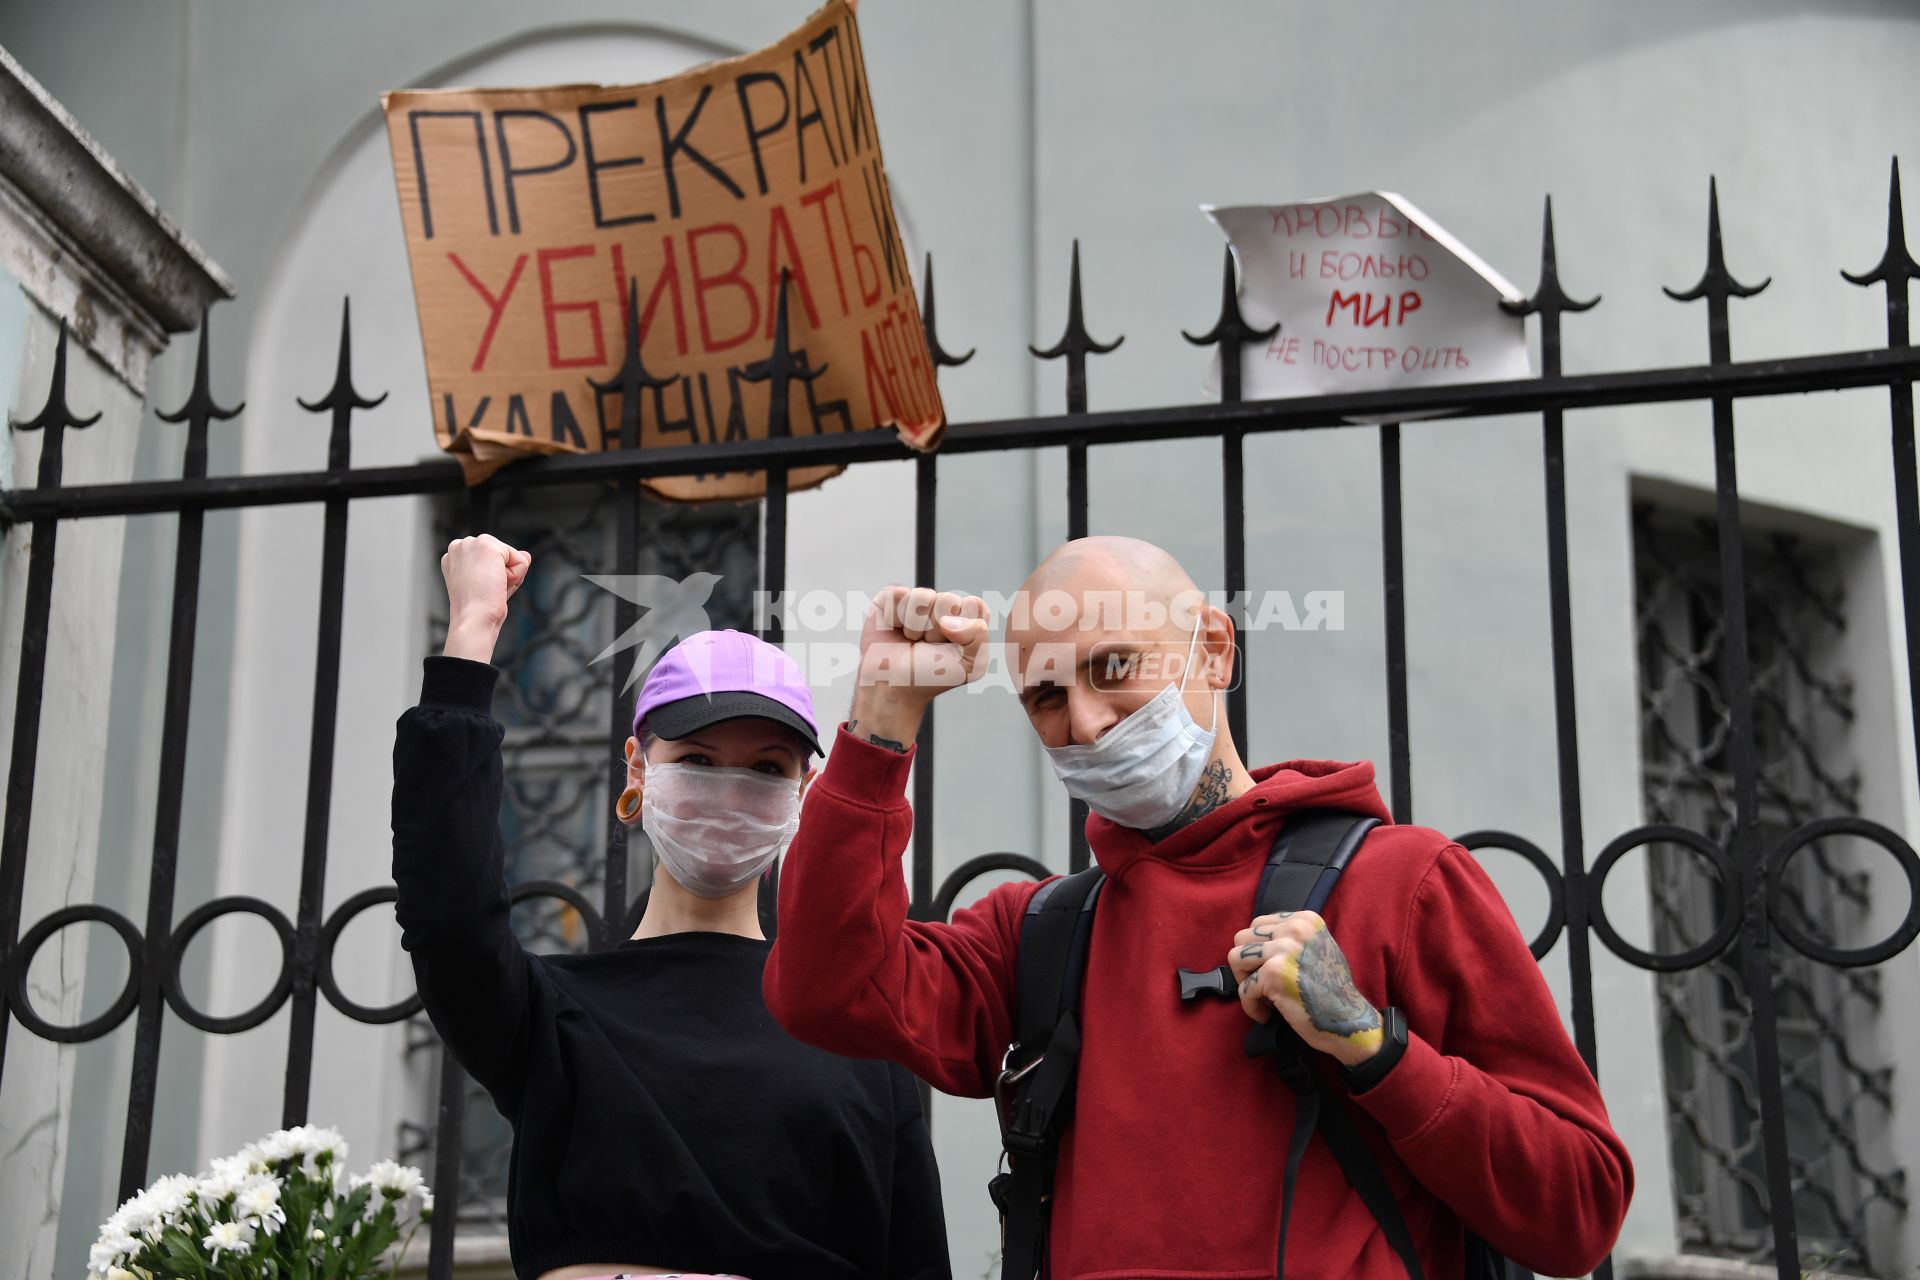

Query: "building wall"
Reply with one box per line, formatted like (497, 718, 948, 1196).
(3, 2, 1918, 1276)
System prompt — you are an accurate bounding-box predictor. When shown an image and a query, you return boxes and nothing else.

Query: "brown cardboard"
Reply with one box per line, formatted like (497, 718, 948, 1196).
(381, 0, 943, 498)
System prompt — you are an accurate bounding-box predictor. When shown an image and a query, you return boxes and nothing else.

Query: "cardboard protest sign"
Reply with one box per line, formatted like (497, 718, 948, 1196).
(1202, 193, 1530, 404)
(382, 0, 943, 497)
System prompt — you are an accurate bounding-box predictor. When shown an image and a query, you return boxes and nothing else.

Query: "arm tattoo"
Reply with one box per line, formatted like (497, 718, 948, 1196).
(846, 717, 909, 754)
(1143, 759, 1233, 842)
(1293, 929, 1381, 1039)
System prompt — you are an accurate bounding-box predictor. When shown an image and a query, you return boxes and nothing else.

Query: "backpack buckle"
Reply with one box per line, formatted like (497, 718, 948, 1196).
(994, 1044, 1052, 1156)
(1177, 964, 1238, 1002)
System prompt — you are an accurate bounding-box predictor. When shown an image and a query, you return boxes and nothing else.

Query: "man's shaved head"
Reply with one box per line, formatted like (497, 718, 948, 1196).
(1017, 536, 1206, 635)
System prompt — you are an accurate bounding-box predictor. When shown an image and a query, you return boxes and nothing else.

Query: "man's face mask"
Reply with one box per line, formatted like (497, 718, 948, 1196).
(1041, 613, 1219, 830)
(641, 761, 802, 898)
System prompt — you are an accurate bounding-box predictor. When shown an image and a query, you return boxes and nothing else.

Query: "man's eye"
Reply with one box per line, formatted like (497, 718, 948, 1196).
(680, 753, 712, 766)
(754, 761, 783, 775)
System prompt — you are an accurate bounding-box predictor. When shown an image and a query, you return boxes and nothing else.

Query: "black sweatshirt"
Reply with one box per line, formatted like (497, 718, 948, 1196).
(390, 655, 951, 1280)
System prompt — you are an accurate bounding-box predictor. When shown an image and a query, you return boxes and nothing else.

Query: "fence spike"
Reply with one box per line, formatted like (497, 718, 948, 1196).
(1030, 239, 1124, 362)
(9, 322, 101, 493)
(1842, 157, 1920, 292)
(1184, 244, 1278, 404)
(158, 305, 245, 426)
(922, 252, 974, 369)
(1665, 176, 1771, 305)
(1505, 195, 1601, 321)
(299, 297, 388, 416)
(590, 278, 674, 452)
(742, 270, 826, 441)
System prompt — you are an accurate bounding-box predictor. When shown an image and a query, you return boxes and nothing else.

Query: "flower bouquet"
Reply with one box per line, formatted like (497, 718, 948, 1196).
(86, 1126, 432, 1280)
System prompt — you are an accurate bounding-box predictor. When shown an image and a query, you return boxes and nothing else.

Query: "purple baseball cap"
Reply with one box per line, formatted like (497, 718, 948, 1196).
(632, 629, 822, 757)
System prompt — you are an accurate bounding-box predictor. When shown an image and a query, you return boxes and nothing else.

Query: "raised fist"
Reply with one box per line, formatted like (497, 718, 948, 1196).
(858, 585, 991, 701)
(440, 534, 532, 633)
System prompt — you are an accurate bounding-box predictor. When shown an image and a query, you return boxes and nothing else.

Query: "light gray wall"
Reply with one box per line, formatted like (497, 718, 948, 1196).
(5, 2, 1919, 1277)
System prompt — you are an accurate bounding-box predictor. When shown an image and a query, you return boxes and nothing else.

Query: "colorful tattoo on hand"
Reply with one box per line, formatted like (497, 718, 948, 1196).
(1293, 928, 1381, 1038)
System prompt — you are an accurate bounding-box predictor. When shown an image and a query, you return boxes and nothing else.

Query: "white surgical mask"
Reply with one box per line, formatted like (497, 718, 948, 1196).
(640, 761, 802, 899)
(1043, 614, 1219, 830)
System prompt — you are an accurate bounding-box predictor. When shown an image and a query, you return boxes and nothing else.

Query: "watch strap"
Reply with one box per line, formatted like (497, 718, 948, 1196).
(1341, 1005, 1407, 1094)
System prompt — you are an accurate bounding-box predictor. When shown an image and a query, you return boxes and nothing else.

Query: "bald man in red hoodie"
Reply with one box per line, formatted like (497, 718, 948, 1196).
(764, 536, 1632, 1279)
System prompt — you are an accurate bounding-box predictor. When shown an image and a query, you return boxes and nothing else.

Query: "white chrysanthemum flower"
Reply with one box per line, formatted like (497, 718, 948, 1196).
(199, 1154, 253, 1203)
(418, 1188, 434, 1217)
(88, 1231, 136, 1274)
(143, 1173, 196, 1222)
(235, 1177, 286, 1226)
(365, 1159, 424, 1199)
(107, 1192, 157, 1240)
(282, 1123, 349, 1171)
(254, 1130, 297, 1165)
(202, 1220, 255, 1262)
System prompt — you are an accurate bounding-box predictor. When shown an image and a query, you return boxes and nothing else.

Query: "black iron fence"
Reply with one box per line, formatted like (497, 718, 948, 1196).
(6, 168, 1920, 1280)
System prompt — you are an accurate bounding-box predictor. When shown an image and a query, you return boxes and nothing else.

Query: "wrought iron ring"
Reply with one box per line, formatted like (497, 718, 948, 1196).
(930, 853, 1055, 923)
(1589, 824, 1741, 972)
(165, 895, 297, 1034)
(1451, 830, 1566, 960)
(508, 879, 607, 953)
(7, 903, 145, 1042)
(318, 887, 419, 1023)
(1765, 816, 1920, 968)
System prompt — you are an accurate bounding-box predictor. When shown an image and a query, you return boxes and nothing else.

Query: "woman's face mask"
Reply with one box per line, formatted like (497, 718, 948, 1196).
(640, 761, 802, 899)
(1042, 613, 1219, 830)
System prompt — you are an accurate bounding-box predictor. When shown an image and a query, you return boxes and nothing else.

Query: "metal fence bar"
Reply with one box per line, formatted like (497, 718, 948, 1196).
(1505, 199, 1603, 1085)
(1185, 245, 1276, 752)
(593, 282, 663, 940)
(1378, 422, 1411, 826)
(0, 323, 98, 1102)
(10, 347, 1920, 527)
(121, 312, 241, 1199)
(1032, 241, 1121, 872)
(282, 301, 384, 1125)
(1846, 161, 1920, 801)
(1668, 178, 1800, 1279)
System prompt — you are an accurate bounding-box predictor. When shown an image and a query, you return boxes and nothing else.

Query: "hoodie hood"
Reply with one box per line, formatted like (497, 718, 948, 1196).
(1085, 758, 1391, 882)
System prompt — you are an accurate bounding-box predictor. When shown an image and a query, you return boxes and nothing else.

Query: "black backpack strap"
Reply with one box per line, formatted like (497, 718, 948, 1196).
(1241, 810, 1425, 1280)
(993, 868, 1104, 1280)
(1255, 807, 1380, 917)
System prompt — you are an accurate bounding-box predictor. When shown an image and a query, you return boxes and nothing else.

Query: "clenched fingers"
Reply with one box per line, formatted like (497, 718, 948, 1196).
(1228, 910, 1323, 1022)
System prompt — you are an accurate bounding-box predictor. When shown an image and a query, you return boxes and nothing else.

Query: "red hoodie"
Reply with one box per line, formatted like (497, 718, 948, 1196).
(765, 727, 1633, 1279)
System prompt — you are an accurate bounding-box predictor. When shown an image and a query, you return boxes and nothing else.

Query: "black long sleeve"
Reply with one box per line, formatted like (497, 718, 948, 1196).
(886, 1068, 952, 1280)
(388, 655, 953, 1280)
(390, 655, 533, 1112)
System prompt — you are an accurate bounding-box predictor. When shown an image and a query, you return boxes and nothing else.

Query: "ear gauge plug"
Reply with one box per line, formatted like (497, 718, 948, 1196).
(616, 787, 642, 825)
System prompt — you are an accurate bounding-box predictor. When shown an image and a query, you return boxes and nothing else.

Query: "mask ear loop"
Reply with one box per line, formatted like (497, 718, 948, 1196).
(1178, 609, 1221, 735)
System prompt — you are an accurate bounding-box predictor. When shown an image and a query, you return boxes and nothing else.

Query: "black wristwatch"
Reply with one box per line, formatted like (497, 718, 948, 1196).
(1340, 1005, 1408, 1094)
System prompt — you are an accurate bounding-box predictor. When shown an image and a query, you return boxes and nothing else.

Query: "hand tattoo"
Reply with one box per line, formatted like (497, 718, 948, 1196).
(1238, 942, 1265, 960)
(845, 717, 908, 754)
(1293, 929, 1381, 1038)
(1144, 760, 1232, 842)
(1252, 925, 1275, 939)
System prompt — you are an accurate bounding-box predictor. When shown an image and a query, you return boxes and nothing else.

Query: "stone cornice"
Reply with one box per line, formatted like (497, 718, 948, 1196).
(0, 42, 233, 336)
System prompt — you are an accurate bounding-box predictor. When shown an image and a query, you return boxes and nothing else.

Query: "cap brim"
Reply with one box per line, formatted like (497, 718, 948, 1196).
(645, 690, 823, 758)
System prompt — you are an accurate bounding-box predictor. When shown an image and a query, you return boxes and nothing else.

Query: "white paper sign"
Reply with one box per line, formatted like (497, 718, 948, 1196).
(1202, 192, 1530, 402)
